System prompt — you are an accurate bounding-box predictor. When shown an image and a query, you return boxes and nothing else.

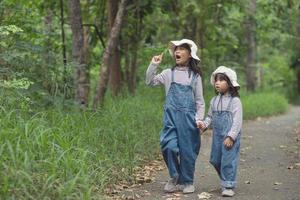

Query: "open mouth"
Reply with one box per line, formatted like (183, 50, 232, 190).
(175, 55, 181, 59)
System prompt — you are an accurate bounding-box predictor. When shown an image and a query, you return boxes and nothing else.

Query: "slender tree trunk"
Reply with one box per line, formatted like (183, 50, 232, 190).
(124, 0, 141, 95)
(214, 0, 222, 67)
(108, 0, 122, 96)
(296, 8, 300, 93)
(60, 0, 67, 85)
(83, 0, 91, 66)
(69, 0, 89, 108)
(245, 0, 257, 91)
(93, 0, 127, 108)
(124, 41, 130, 90)
(83, 27, 90, 66)
(43, 6, 53, 92)
(297, 69, 300, 93)
(128, 47, 138, 94)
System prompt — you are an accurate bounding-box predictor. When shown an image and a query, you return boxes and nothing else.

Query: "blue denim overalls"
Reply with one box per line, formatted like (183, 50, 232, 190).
(210, 96, 241, 188)
(160, 70, 201, 185)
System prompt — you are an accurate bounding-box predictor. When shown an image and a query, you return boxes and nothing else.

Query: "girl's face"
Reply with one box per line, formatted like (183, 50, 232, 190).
(174, 46, 191, 66)
(214, 74, 230, 94)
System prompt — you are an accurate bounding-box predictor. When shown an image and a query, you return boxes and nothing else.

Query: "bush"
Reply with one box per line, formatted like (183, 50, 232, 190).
(242, 92, 288, 119)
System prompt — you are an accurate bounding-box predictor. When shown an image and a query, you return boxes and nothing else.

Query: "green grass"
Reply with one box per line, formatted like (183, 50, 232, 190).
(241, 92, 289, 119)
(0, 87, 289, 199)
(0, 87, 163, 199)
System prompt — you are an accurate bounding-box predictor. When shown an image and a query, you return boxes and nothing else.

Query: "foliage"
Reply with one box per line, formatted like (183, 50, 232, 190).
(242, 92, 288, 119)
(0, 86, 163, 199)
(0, 0, 298, 198)
(0, 83, 289, 199)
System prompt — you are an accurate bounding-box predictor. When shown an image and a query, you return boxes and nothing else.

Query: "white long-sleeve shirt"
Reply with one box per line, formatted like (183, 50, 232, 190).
(145, 63, 205, 122)
(203, 94, 243, 140)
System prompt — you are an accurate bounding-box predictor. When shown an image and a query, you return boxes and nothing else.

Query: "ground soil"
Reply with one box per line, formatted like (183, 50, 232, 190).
(112, 106, 300, 200)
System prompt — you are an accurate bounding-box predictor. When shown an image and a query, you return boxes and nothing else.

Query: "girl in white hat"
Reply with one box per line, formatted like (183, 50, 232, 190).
(198, 66, 242, 197)
(146, 39, 205, 193)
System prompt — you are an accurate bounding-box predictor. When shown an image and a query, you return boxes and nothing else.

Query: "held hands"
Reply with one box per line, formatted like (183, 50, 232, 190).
(151, 53, 163, 65)
(197, 121, 207, 134)
(223, 137, 234, 149)
(197, 121, 206, 130)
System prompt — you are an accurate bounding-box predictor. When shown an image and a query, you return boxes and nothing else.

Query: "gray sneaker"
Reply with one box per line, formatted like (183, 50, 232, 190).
(164, 177, 178, 193)
(222, 188, 235, 197)
(182, 184, 195, 194)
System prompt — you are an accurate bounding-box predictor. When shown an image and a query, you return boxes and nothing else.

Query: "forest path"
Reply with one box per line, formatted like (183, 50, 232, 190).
(115, 106, 300, 200)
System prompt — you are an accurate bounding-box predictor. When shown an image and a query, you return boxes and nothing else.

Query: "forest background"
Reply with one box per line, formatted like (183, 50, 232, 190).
(0, 0, 299, 199)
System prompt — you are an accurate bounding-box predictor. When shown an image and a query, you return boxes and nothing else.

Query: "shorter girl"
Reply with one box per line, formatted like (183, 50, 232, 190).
(198, 66, 242, 197)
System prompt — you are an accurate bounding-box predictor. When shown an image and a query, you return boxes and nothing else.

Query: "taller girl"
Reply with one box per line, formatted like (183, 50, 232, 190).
(146, 39, 205, 194)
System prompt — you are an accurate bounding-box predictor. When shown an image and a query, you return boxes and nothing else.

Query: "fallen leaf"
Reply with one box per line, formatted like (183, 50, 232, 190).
(166, 198, 180, 200)
(173, 193, 182, 197)
(287, 165, 294, 170)
(198, 192, 213, 199)
(208, 188, 219, 193)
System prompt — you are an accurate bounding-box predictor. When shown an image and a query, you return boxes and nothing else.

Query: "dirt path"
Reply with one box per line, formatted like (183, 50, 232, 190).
(117, 106, 300, 200)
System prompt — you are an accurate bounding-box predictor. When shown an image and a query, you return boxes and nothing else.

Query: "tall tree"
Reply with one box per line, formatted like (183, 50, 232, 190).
(69, 0, 89, 108)
(82, 0, 91, 67)
(123, 0, 144, 94)
(60, 0, 67, 85)
(108, 0, 122, 96)
(93, 0, 127, 108)
(245, 0, 257, 91)
(43, 2, 54, 92)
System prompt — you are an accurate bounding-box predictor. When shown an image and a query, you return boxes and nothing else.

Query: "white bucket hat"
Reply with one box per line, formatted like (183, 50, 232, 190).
(169, 39, 201, 61)
(211, 66, 240, 87)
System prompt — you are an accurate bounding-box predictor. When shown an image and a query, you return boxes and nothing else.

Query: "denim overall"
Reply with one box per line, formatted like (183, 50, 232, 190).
(210, 96, 241, 188)
(160, 70, 201, 184)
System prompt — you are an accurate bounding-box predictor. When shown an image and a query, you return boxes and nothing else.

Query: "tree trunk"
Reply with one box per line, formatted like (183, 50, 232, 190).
(93, 0, 127, 108)
(128, 47, 138, 94)
(297, 69, 300, 93)
(60, 0, 67, 85)
(83, 0, 91, 66)
(43, 6, 53, 92)
(123, 0, 141, 95)
(108, 0, 122, 96)
(124, 41, 138, 95)
(69, 0, 89, 108)
(245, 0, 257, 91)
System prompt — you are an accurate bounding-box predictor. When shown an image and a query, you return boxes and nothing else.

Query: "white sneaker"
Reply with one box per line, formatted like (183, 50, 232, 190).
(164, 177, 178, 193)
(222, 188, 235, 197)
(182, 184, 195, 194)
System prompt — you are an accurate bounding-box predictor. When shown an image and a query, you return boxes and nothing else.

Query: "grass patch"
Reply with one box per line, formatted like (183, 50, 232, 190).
(0, 86, 289, 199)
(242, 92, 288, 119)
(0, 87, 163, 199)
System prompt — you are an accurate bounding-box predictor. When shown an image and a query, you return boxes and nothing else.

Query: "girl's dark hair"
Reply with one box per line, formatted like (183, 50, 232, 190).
(171, 43, 203, 77)
(214, 73, 240, 97)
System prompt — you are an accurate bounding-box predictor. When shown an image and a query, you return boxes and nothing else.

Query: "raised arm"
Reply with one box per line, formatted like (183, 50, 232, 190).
(145, 54, 167, 86)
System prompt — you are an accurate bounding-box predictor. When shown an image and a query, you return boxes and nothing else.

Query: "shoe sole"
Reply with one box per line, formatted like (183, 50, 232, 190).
(222, 193, 235, 197)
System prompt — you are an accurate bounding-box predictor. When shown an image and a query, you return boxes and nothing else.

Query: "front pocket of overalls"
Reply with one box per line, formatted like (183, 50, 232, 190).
(212, 117, 227, 136)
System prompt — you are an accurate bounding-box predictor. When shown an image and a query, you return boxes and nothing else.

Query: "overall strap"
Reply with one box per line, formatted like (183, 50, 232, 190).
(212, 96, 218, 112)
(190, 72, 198, 86)
(171, 69, 174, 82)
(226, 97, 234, 111)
